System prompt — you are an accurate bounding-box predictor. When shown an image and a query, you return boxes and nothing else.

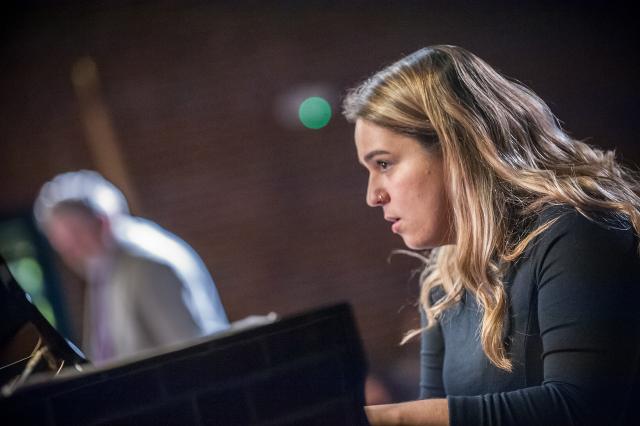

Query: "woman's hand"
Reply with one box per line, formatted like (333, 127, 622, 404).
(365, 398, 449, 426)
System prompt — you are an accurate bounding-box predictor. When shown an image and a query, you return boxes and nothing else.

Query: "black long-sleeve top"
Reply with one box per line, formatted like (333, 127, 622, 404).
(420, 206, 640, 425)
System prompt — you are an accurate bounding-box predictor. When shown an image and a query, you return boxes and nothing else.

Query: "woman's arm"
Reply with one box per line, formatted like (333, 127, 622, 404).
(367, 211, 640, 426)
(448, 211, 640, 425)
(365, 398, 449, 426)
(420, 304, 446, 399)
(364, 300, 449, 425)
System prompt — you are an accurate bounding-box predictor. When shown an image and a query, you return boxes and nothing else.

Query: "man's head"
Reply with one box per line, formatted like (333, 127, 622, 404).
(34, 170, 129, 275)
(45, 200, 110, 274)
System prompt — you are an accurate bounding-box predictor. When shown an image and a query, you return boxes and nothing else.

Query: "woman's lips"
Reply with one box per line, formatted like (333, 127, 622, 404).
(385, 216, 401, 233)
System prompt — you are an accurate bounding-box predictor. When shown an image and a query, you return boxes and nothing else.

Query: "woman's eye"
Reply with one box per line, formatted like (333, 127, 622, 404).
(377, 160, 390, 170)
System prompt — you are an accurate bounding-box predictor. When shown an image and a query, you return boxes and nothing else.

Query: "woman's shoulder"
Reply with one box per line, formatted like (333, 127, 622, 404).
(535, 204, 635, 245)
(527, 204, 639, 283)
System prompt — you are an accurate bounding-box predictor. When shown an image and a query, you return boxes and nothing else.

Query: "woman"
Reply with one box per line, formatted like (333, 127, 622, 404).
(343, 45, 640, 425)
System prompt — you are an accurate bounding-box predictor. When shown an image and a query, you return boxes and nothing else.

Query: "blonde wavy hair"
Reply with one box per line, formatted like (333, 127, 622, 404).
(343, 45, 640, 371)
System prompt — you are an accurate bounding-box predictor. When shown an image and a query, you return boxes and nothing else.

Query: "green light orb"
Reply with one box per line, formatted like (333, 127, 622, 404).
(298, 96, 332, 129)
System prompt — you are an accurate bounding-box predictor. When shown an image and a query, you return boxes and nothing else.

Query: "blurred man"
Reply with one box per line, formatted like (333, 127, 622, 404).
(34, 170, 228, 364)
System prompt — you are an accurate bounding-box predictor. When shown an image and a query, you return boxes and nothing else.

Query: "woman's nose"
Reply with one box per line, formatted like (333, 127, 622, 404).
(367, 187, 389, 207)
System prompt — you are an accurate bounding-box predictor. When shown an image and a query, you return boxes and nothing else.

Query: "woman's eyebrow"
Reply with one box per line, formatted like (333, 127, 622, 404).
(364, 150, 391, 162)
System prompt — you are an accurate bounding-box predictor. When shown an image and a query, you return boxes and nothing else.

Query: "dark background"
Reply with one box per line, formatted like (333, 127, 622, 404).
(1, 0, 637, 401)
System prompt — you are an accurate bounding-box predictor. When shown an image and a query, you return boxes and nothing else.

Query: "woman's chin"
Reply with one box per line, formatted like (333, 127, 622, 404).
(401, 236, 429, 251)
(401, 234, 445, 251)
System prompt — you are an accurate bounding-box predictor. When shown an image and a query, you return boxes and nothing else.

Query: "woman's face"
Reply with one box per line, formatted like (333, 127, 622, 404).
(354, 119, 454, 250)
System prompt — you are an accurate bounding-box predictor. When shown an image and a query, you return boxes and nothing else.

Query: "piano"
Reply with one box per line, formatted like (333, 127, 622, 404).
(0, 255, 369, 425)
